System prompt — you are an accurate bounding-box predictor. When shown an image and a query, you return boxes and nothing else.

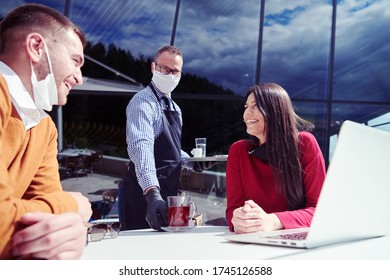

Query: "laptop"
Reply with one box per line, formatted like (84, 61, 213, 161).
(225, 120, 390, 248)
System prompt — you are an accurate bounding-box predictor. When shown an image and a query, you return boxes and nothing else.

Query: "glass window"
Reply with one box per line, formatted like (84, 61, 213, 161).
(63, 94, 131, 158)
(294, 101, 327, 155)
(1, 0, 177, 59)
(0, 1, 65, 14)
(332, 103, 390, 131)
(333, 0, 390, 103)
(368, 112, 390, 132)
(2, 0, 388, 166)
(69, 0, 177, 56)
(260, 0, 333, 100)
(178, 97, 246, 156)
(175, 0, 261, 95)
(329, 103, 390, 159)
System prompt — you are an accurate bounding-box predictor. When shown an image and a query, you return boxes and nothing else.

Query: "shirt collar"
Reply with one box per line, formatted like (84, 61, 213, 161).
(0, 61, 48, 130)
(248, 143, 269, 163)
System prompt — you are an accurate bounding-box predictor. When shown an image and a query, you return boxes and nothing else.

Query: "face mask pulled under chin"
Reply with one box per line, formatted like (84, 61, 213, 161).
(31, 69, 57, 111)
(31, 42, 58, 111)
(151, 70, 181, 94)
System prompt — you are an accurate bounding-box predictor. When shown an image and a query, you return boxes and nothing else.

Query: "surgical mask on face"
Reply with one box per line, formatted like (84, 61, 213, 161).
(151, 68, 181, 94)
(31, 41, 58, 111)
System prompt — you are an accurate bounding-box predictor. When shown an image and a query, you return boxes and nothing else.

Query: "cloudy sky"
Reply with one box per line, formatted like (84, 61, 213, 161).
(1, 0, 389, 100)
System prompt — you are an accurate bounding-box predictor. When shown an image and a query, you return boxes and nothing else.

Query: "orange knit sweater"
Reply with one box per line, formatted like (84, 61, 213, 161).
(0, 75, 78, 259)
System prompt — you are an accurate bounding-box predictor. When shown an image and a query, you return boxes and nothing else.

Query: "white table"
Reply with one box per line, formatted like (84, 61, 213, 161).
(58, 148, 95, 157)
(81, 226, 390, 260)
(185, 155, 228, 162)
(82, 226, 301, 260)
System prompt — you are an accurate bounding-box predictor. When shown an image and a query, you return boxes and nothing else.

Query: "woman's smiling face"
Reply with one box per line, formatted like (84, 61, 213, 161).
(243, 92, 266, 144)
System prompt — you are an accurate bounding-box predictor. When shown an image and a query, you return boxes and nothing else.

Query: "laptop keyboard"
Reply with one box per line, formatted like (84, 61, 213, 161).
(278, 232, 308, 240)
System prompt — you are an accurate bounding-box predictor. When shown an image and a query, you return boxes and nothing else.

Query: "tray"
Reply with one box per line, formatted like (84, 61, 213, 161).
(185, 155, 228, 162)
(161, 225, 196, 232)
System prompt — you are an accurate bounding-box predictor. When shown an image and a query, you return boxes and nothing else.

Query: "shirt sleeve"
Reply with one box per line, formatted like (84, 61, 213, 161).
(20, 119, 78, 213)
(225, 141, 247, 231)
(0, 80, 17, 258)
(126, 91, 161, 191)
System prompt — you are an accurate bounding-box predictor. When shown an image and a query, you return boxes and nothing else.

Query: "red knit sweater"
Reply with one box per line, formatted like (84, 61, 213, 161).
(226, 132, 326, 231)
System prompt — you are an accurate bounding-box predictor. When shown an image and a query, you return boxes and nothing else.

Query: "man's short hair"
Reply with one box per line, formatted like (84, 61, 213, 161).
(154, 45, 183, 61)
(0, 3, 85, 52)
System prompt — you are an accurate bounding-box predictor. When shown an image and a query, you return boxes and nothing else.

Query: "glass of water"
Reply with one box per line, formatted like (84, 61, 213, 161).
(195, 138, 206, 157)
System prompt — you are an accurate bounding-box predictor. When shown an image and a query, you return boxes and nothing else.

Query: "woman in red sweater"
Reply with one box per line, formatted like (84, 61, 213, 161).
(226, 83, 326, 233)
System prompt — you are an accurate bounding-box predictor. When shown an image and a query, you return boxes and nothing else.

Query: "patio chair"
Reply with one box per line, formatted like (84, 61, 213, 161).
(87, 151, 103, 175)
(66, 155, 88, 178)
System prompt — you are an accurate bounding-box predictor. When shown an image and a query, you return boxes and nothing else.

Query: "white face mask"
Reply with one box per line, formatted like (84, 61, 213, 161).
(31, 41, 58, 111)
(151, 68, 181, 94)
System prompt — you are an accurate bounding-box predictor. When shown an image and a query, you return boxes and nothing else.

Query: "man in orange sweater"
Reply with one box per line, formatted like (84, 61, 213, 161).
(0, 4, 92, 259)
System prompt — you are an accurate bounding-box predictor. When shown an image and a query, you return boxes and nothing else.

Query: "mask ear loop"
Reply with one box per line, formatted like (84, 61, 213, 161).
(43, 40, 59, 106)
(29, 41, 55, 82)
(42, 41, 54, 75)
(30, 59, 37, 80)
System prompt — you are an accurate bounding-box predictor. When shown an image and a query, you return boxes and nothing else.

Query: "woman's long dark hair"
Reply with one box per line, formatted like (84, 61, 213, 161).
(247, 83, 314, 210)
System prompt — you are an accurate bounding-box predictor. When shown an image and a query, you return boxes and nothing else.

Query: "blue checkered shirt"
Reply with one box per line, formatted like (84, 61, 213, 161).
(126, 83, 189, 192)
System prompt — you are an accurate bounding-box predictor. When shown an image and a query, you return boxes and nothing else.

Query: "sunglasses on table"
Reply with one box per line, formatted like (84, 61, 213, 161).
(87, 222, 121, 242)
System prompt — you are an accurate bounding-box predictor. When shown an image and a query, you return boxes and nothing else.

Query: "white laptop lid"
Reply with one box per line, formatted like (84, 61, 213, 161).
(225, 120, 390, 248)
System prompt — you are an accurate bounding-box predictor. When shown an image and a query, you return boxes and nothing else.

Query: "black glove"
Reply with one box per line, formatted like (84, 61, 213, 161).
(193, 161, 217, 172)
(144, 188, 168, 231)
